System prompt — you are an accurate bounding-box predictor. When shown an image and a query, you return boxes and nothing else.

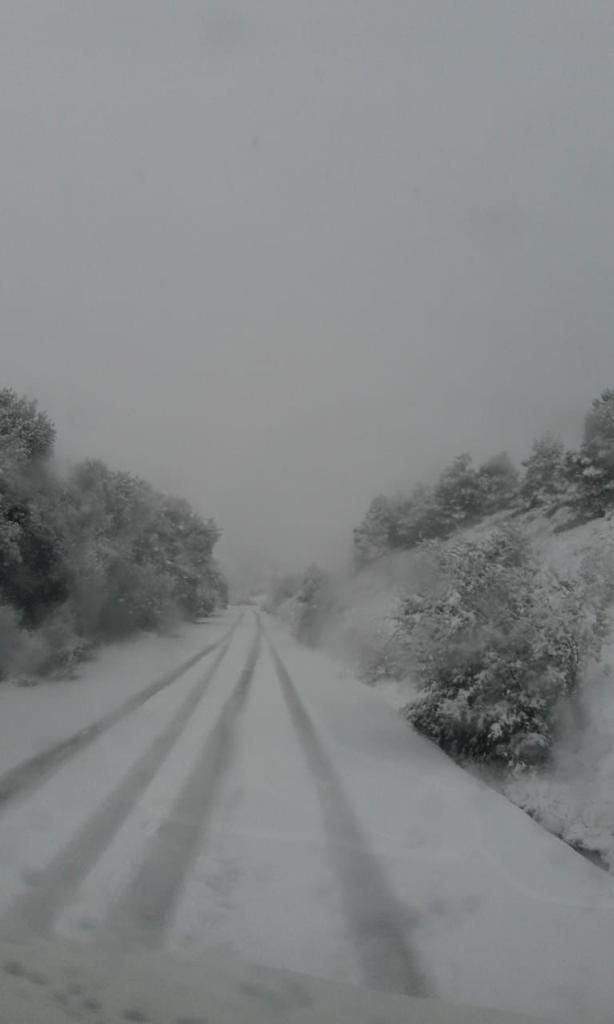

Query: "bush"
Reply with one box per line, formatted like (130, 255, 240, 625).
(398, 526, 605, 767)
(349, 618, 413, 684)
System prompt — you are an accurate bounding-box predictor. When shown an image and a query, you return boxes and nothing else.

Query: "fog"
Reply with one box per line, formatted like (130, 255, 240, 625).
(2, 1, 614, 572)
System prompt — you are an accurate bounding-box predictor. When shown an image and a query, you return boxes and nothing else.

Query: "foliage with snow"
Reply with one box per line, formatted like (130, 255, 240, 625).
(0, 388, 56, 463)
(397, 526, 607, 766)
(520, 434, 568, 510)
(0, 388, 227, 680)
(566, 389, 614, 518)
(353, 452, 520, 567)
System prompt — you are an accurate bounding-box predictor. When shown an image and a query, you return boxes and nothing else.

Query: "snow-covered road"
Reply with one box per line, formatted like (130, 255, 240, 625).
(1, 609, 614, 1022)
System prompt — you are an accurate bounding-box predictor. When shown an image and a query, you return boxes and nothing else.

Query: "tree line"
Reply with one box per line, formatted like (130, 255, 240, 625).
(353, 388, 614, 566)
(0, 387, 227, 681)
(267, 387, 614, 771)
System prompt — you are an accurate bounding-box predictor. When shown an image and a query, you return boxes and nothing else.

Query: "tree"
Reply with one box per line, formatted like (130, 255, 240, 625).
(391, 485, 446, 547)
(0, 387, 228, 676)
(353, 496, 396, 567)
(63, 460, 226, 638)
(520, 434, 567, 510)
(0, 482, 70, 627)
(572, 390, 614, 517)
(0, 388, 55, 463)
(477, 452, 519, 513)
(0, 390, 68, 626)
(433, 453, 483, 528)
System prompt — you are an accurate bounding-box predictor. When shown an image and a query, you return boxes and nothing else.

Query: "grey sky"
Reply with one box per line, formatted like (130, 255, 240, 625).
(2, 2, 614, 570)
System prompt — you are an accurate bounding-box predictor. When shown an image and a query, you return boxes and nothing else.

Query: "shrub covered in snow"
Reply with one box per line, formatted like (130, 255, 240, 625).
(398, 526, 606, 767)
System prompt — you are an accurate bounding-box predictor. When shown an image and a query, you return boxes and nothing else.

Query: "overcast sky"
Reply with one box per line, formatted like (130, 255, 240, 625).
(2, 2, 614, 571)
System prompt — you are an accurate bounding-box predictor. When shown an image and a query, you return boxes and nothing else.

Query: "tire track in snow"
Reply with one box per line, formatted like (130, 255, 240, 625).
(265, 628, 431, 998)
(4, 630, 237, 935)
(105, 620, 262, 948)
(0, 617, 241, 813)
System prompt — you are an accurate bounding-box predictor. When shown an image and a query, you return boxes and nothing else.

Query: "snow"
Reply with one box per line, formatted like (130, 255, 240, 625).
(54, 623, 258, 942)
(0, 609, 613, 1022)
(263, 616, 614, 1024)
(504, 636, 614, 871)
(0, 931, 553, 1024)
(169, 638, 357, 984)
(0, 613, 233, 778)
(493, 513, 614, 870)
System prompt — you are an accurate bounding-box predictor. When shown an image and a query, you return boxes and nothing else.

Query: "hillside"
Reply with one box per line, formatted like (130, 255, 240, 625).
(287, 507, 614, 874)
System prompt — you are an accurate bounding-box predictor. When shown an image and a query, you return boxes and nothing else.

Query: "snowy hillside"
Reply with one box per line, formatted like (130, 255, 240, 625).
(323, 508, 614, 873)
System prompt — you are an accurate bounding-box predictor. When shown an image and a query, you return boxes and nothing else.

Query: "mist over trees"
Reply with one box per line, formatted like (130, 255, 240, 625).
(353, 389, 614, 568)
(268, 388, 614, 775)
(344, 387, 614, 768)
(0, 387, 227, 681)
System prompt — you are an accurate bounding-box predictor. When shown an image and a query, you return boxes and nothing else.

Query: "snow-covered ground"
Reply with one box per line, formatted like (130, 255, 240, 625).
(0, 613, 233, 777)
(503, 630, 614, 870)
(265, 616, 614, 1023)
(0, 610, 613, 1022)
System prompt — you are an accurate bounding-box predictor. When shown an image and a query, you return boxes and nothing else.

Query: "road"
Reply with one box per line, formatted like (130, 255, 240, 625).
(1, 609, 614, 1023)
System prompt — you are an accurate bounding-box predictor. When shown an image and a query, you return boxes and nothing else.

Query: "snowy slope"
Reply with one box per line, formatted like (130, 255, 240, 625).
(491, 512, 614, 869)
(0, 613, 234, 777)
(331, 509, 614, 872)
(265, 616, 614, 1024)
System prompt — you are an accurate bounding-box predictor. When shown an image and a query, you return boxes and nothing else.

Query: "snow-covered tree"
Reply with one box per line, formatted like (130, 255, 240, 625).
(64, 461, 225, 637)
(572, 389, 614, 517)
(433, 453, 483, 528)
(477, 452, 519, 512)
(391, 485, 446, 547)
(0, 390, 68, 627)
(398, 526, 605, 767)
(520, 434, 567, 509)
(0, 388, 55, 463)
(0, 387, 227, 677)
(353, 495, 396, 567)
